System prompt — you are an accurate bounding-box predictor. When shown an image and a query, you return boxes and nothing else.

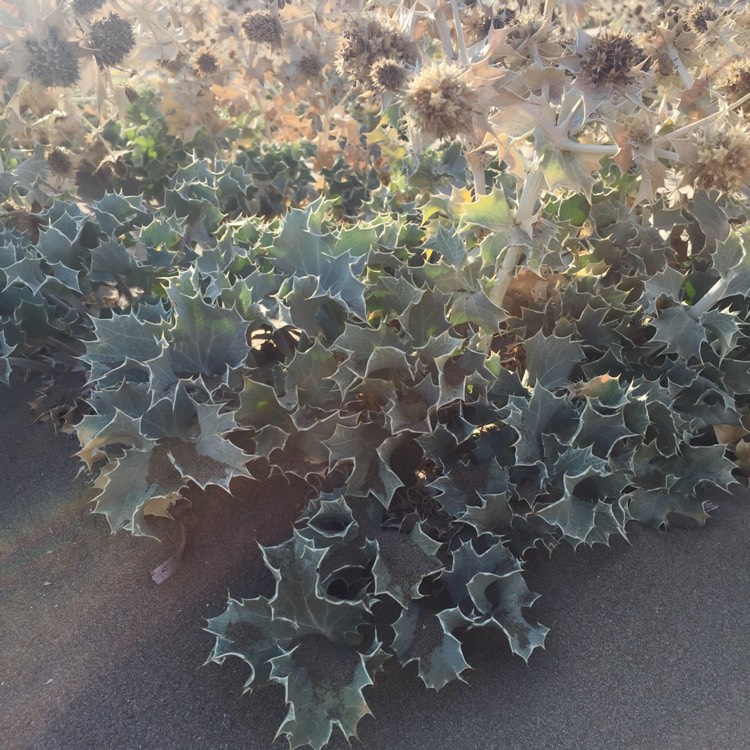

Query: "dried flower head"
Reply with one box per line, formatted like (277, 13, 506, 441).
(124, 84, 139, 102)
(370, 57, 408, 92)
(717, 59, 750, 102)
(73, 0, 106, 15)
(579, 31, 646, 86)
(241, 10, 283, 46)
(89, 13, 135, 67)
(47, 147, 74, 176)
(196, 51, 218, 75)
(686, 2, 720, 33)
(24, 29, 80, 88)
(689, 123, 750, 193)
(335, 15, 415, 84)
(463, 5, 491, 45)
(297, 53, 323, 79)
(404, 63, 478, 140)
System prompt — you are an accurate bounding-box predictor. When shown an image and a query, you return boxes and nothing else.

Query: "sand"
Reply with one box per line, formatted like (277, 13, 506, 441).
(1, 375, 749, 750)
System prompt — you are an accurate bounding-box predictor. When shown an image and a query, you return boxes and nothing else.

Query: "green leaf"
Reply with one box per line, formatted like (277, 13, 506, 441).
(370, 522, 442, 606)
(262, 534, 368, 645)
(650, 306, 706, 360)
(167, 402, 252, 491)
(85, 312, 163, 382)
(324, 422, 403, 505)
(639, 267, 686, 314)
(270, 638, 387, 750)
(626, 488, 711, 529)
(167, 271, 250, 376)
(392, 602, 471, 691)
(205, 596, 295, 690)
(501, 385, 578, 466)
(536, 494, 621, 548)
(465, 570, 549, 660)
(524, 330, 583, 388)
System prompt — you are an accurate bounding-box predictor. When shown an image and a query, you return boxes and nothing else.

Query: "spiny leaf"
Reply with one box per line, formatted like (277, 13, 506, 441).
(270, 638, 387, 750)
(650, 306, 706, 361)
(392, 602, 471, 691)
(205, 596, 295, 690)
(465, 570, 549, 660)
(524, 330, 584, 388)
(370, 522, 442, 607)
(167, 271, 250, 376)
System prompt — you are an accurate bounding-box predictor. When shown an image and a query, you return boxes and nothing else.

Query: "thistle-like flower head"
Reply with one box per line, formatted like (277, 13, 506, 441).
(73, 0, 105, 15)
(195, 51, 218, 75)
(578, 31, 646, 86)
(403, 63, 478, 141)
(689, 123, 750, 193)
(370, 58, 408, 93)
(335, 14, 415, 84)
(686, 2, 720, 33)
(89, 13, 135, 68)
(47, 147, 74, 176)
(717, 59, 750, 103)
(24, 29, 80, 88)
(241, 10, 283, 46)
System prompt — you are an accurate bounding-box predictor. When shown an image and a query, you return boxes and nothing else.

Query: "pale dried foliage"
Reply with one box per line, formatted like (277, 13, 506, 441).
(0, 0, 749, 204)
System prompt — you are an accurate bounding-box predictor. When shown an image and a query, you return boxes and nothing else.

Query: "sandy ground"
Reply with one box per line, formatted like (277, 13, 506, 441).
(1, 375, 749, 750)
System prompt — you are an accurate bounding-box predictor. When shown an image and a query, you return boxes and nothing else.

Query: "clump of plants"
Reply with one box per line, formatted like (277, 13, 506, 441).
(1, 1, 750, 748)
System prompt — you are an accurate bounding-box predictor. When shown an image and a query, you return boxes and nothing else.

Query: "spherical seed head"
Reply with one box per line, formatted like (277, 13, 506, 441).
(335, 15, 415, 84)
(24, 29, 80, 88)
(687, 2, 719, 32)
(73, 0, 105, 15)
(113, 156, 128, 179)
(369, 57, 407, 92)
(241, 10, 283, 46)
(718, 59, 750, 102)
(404, 63, 477, 140)
(89, 13, 135, 68)
(47, 147, 74, 176)
(579, 31, 645, 86)
(297, 53, 323, 79)
(196, 51, 218, 74)
(463, 5, 491, 44)
(691, 124, 750, 193)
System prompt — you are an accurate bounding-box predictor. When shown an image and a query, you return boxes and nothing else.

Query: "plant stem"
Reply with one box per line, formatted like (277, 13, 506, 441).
(8, 356, 53, 374)
(488, 168, 545, 309)
(434, 4, 457, 61)
(449, 0, 469, 65)
(466, 150, 486, 196)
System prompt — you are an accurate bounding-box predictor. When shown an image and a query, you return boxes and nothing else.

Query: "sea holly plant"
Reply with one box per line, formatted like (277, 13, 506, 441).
(1, 0, 750, 748)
